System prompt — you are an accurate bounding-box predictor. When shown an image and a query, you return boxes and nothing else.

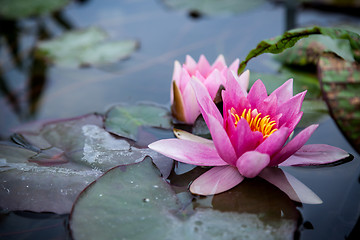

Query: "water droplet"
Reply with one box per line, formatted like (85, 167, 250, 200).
(99, 194, 103, 197)
(153, 185, 159, 188)
(143, 198, 150, 203)
(130, 181, 134, 184)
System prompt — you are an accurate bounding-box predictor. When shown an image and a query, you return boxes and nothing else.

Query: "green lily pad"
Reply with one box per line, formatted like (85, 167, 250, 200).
(0, 0, 69, 19)
(70, 158, 298, 240)
(36, 27, 139, 68)
(318, 53, 360, 153)
(0, 114, 164, 214)
(162, 0, 266, 16)
(238, 26, 360, 73)
(104, 103, 172, 141)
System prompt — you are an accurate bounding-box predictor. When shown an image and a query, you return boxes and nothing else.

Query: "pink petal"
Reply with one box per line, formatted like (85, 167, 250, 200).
(190, 77, 223, 124)
(211, 54, 227, 71)
(203, 69, 223, 100)
(185, 55, 197, 75)
(222, 71, 249, 121)
(270, 124, 318, 166)
(279, 144, 349, 166)
(236, 151, 270, 178)
(190, 166, 244, 195)
(230, 118, 263, 158)
(284, 111, 303, 134)
(148, 139, 227, 166)
(255, 127, 289, 156)
(179, 69, 191, 93)
(172, 60, 182, 84)
(198, 55, 211, 77)
(182, 82, 200, 124)
(229, 59, 240, 74)
(208, 115, 238, 165)
(259, 167, 322, 204)
(278, 91, 306, 127)
(173, 129, 214, 146)
(238, 69, 250, 92)
(270, 78, 293, 105)
(247, 79, 268, 109)
(256, 93, 278, 118)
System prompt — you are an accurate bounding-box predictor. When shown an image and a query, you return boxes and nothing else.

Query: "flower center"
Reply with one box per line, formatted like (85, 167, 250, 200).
(231, 108, 278, 138)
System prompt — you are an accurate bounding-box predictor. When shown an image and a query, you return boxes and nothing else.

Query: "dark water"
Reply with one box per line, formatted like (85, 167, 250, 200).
(1, 0, 360, 239)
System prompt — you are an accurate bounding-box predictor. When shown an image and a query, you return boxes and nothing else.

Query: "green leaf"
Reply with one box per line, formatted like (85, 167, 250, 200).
(105, 103, 172, 141)
(238, 26, 360, 74)
(0, 0, 69, 19)
(0, 114, 159, 214)
(318, 53, 360, 153)
(274, 35, 355, 66)
(70, 158, 298, 240)
(162, 0, 266, 16)
(36, 27, 139, 68)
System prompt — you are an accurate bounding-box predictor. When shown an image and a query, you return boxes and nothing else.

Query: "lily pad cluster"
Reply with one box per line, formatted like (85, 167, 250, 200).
(0, 104, 173, 214)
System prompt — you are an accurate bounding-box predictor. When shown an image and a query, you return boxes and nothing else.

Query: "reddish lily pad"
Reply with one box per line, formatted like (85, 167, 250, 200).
(318, 53, 360, 153)
(0, 114, 165, 214)
(70, 158, 299, 240)
(104, 103, 172, 141)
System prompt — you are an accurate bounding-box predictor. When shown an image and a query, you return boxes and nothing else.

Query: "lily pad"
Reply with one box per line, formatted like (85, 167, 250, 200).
(36, 27, 139, 68)
(318, 53, 360, 153)
(70, 157, 298, 240)
(0, 0, 69, 19)
(104, 103, 172, 141)
(0, 114, 166, 214)
(162, 0, 266, 16)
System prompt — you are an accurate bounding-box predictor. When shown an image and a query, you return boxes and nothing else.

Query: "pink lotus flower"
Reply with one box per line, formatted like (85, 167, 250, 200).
(150, 71, 349, 203)
(171, 55, 244, 124)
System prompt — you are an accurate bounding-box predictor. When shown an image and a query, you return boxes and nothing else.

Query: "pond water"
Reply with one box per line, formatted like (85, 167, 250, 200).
(1, 0, 360, 239)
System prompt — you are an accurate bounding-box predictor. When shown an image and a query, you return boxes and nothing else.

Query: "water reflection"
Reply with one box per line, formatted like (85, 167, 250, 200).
(0, 3, 76, 134)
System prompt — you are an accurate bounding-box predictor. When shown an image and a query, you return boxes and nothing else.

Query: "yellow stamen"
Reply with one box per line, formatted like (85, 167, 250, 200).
(231, 108, 278, 138)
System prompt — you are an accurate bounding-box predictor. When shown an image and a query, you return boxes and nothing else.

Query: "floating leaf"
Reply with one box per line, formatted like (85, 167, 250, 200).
(0, 114, 164, 214)
(70, 157, 298, 240)
(162, 0, 266, 16)
(318, 53, 360, 153)
(0, 0, 69, 19)
(105, 103, 172, 141)
(238, 26, 360, 73)
(36, 27, 139, 68)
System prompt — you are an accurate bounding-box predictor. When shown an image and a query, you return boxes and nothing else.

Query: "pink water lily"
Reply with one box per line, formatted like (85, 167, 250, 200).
(171, 55, 245, 124)
(150, 71, 349, 203)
